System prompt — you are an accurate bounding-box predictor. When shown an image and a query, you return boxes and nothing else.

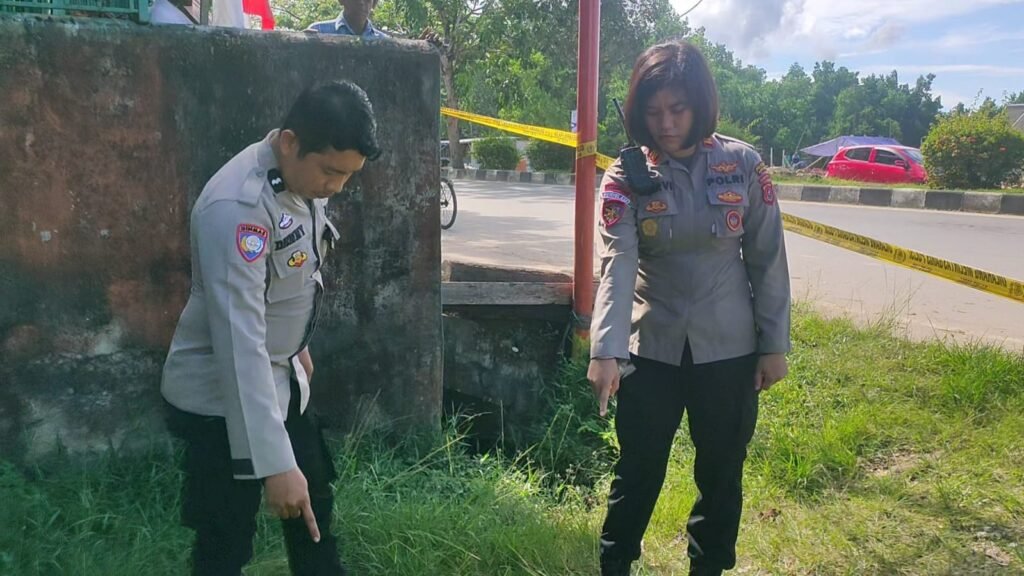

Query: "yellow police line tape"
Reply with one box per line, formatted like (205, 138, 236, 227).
(441, 107, 615, 170)
(782, 213, 1024, 304)
(442, 107, 1024, 303)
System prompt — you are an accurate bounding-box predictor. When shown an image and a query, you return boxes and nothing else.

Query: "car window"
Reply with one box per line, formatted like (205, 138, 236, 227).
(903, 149, 924, 163)
(844, 147, 871, 161)
(874, 149, 903, 166)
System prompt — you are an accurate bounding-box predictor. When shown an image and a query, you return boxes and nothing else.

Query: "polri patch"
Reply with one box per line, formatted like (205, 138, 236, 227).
(645, 200, 668, 214)
(602, 202, 626, 228)
(601, 189, 632, 207)
(755, 162, 775, 204)
(641, 219, 658, 237)
(717, 191, 744, 204)
(288, 250, 308, 268)
(726, 210, 742, 232)
(237, 224, 269, 263)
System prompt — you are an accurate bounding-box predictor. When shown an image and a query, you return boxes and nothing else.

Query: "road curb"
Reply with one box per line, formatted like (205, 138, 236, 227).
(442, 167, 1022, 216)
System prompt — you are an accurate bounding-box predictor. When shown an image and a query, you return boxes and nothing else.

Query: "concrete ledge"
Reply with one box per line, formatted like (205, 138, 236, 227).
(1001, 194, 1024, 216)
(924, 190, 964, 211)
(801, 186, 831, 202)
(777, 184, 802, 201)
(829, 187, 860, 204)
(858, 188, 893, 207)
(440, 168, 1023, 216)
(963, 192, 1002, 214)
(891, 189, 927, 209)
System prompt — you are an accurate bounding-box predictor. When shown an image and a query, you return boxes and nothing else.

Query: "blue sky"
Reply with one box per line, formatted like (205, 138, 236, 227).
(672, 0, 1024, 110)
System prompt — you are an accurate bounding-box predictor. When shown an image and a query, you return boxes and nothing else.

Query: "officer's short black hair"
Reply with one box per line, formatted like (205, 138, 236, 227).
(624, 40, 719, 150)
(282, 80, 382, 161)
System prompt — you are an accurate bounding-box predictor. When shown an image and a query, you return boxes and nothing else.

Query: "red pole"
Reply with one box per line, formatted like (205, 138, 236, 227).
(573, 0, 600, 340)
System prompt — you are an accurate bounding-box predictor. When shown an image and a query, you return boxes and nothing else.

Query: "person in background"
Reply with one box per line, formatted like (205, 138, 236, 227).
(589, 40, 792, 576)
(150, 0, 197, 25)
(305, 0, 388, 38)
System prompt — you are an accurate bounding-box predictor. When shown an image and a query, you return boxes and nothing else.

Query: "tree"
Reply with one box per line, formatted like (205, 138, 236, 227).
(380, 0, 493, 169)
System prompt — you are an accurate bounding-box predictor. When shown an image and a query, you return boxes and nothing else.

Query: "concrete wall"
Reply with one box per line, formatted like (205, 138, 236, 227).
(0, 17, 442, 461)
(441, 262, 573, 445)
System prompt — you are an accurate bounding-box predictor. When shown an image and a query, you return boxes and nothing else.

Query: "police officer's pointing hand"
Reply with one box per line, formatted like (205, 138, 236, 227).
(588, 358, 620, 417)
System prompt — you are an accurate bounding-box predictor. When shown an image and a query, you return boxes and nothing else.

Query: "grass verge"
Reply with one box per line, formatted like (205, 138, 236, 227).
(2, 306, 1022, 575)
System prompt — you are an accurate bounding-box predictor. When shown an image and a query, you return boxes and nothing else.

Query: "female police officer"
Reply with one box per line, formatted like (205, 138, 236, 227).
(589, 40, 791, 576)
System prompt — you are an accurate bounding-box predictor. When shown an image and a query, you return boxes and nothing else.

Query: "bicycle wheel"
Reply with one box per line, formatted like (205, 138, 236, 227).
(440, 178, 457, 230)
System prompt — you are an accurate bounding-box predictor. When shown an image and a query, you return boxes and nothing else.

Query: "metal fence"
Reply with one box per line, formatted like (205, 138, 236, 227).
(0, 0, 148, 22)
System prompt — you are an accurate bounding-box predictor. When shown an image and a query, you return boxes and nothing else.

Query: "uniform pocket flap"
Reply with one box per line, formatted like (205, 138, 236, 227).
(270, 240, 312, 280)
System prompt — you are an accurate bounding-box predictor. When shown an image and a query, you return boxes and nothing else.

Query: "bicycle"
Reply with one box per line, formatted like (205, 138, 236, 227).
(440, 176, 457, 230)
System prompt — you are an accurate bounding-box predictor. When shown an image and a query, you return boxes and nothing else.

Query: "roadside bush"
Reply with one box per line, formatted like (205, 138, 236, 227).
(716, 116, 760, 146)
(921, 112, 1024, 189)
(473, 137, 520, 170)
(526, 139, 575, 173)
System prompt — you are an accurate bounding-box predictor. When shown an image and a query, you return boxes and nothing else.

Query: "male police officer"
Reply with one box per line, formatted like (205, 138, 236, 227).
(162, 80, 381, 575)
(305, 0, 388, 37)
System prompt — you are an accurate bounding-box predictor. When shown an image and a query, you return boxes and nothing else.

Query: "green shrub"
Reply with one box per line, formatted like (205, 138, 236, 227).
(716, 116, 760, 146)
(473, 137, 520, 170)
(526, 139, 575, 173)
(921, 112, 1024, 189)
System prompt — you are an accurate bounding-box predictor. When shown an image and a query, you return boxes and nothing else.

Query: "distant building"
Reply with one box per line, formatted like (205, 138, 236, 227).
(1009, 104, 1024, 133)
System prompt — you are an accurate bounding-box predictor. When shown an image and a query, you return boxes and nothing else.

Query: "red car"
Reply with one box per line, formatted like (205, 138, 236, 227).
(826, 145, 927, 184)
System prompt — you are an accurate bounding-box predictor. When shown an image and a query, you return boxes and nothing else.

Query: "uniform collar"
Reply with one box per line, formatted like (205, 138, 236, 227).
(654, 142, 710, 172)
(335, 12, 378, 36)
(255, 130, 305, 205)
(256, 129, 280, 171)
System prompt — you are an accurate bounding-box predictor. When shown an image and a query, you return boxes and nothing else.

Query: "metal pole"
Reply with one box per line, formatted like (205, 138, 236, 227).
(573, 0, 600, 340)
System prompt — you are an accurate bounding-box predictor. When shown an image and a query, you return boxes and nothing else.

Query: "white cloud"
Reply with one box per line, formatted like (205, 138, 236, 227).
(859, 64, 1024, 77)
(675, 0, 1024, 60)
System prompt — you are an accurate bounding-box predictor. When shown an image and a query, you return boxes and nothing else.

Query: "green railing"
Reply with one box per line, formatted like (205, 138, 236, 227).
(0, 0, 149, 22)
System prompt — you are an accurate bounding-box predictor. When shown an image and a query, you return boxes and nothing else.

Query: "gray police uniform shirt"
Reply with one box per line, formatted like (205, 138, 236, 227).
(162, 130, 340, 480)
(591, 133, 791, 365)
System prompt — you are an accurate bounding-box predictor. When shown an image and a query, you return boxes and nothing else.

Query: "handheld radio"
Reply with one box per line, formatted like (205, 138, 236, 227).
(613, 98, 661, 196)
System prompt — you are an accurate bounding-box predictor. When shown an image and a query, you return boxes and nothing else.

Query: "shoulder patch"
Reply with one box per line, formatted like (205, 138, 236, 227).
(602, 202, 626, 228)
(600, 180, 631, 228)
(755, 162, 776, 205)
(237, 223, 269, 262)
(713, 132, 758, 152)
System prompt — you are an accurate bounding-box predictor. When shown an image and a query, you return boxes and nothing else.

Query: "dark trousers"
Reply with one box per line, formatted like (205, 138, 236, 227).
(599, 344, 759, 571)
(166, 379, 344, 576)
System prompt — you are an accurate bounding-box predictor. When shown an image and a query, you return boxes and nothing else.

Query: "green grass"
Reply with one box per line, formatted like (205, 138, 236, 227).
(773, 173, 1024, 194)
(2, 306, 1023, 575)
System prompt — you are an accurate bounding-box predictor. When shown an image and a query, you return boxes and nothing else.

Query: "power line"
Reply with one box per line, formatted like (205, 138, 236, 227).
(679, 0, 705, 18)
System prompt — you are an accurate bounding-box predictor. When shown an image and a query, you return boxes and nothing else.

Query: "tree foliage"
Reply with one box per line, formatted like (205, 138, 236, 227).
(271, 0, 1017, 169)
(922, 110, 1024, 190)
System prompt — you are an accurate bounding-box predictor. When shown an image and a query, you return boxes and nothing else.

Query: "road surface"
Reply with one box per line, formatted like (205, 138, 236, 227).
(440, 180, 1024, 352)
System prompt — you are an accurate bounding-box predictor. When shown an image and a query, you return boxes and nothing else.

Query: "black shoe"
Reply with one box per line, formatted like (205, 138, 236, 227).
(600, 558, 632, 576)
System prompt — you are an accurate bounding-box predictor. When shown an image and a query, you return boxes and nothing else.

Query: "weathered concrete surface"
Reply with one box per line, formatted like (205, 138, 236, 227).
(441, 262, 571, 443)
(963, 192, 1003, 214)
(0, 17, 441, 461)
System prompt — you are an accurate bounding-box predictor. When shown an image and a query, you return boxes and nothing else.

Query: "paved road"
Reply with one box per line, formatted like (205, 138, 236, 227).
(440, 180, 1024, 352)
